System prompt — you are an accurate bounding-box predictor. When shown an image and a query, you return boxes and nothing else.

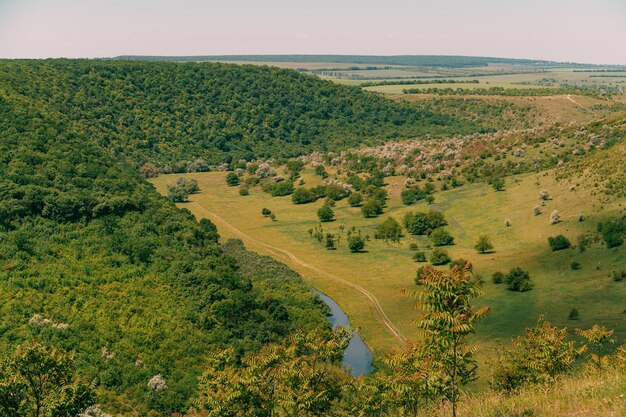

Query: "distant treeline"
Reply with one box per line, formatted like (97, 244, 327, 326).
(403, 86, 609, 98)
(361, 79, 480, 87)
(113, 54, 591, 68)
(573, 69, 626, 72)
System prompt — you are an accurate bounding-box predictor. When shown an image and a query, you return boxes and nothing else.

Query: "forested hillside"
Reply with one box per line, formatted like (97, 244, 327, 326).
(0, 82, 328, 414)
(0, 60, 475, 170)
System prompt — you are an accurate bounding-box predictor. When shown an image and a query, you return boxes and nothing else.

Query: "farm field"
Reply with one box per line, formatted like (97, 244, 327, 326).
(150, 167, 626, 360)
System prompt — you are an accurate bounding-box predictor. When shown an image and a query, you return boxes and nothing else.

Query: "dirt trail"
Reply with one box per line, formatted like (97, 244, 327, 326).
(566, 94, 595, 115)
(189, 201, 407, 345)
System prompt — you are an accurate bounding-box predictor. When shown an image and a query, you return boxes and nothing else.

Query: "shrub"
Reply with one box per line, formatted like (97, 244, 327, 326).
(539, 190, 551, 201)
(597, 218, 625, 248)
(226, 172, 240, 186)
(315, 164, 328, 179)
(570, 261, 581, 270)
(261, 208, 272, 217)
(347, 192, 363, 207)
(263, 181, 294, 197)
(409, 242, 418, 251)
(239, 187, 249, 196)
(475, 235, 494, 253)
(361, 199, 383, 218)
(325, 234, 336, 250)
(348, 235, 365, 252)
(430, 248, 451, 265)
(492, 271, 504, 284)
(401, 187, 426, 205)
(549, 210, 561, 225)
(429, 228, 454, 246)
(491, 177, 505, 191)
(568, 308, 580, 320)
(292, 187, 317, 204)
(504, 218, 512, 227)
(317, 204, 335, 222)
(413, 251, 427, 262)
(612, 271, 625, 282)
(449, 258, 469, 270)
(139, 162, 159, 178)
(404, 210, 447, 235)
(374, 217, 403, 243)
(533, 206, 542, 216)
(425, 195, 435, 204)
(548, 235, 571, 251)
(505, 267, 533, 292)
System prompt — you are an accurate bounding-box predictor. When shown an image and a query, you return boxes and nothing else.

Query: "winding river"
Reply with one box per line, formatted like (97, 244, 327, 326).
(315, 291, 374, 377)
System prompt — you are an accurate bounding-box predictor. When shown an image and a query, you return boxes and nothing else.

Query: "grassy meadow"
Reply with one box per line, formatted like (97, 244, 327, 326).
(150, 166, 626, 361)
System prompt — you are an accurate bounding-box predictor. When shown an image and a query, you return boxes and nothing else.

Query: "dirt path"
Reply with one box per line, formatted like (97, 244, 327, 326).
(566, 94, 595, 115)
(189, 201, 407, 345)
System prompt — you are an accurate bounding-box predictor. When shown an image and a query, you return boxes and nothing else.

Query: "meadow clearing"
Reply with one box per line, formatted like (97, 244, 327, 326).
(150, 166, 626, 361)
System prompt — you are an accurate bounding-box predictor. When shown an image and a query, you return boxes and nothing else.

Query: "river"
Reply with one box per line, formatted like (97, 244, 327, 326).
(315, 290, 374, 377)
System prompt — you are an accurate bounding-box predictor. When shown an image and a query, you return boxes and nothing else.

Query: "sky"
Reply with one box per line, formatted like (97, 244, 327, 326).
(1, 0, 625, 64)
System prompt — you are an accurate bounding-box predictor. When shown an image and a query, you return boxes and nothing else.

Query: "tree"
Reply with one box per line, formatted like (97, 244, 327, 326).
(325, 234, 336, 250)
(549, 210, 561, 225)
(374, 217, 403, 243)
(492, 318, 585, 392)
(317, 204, 335, 222)
(597, 218, 625, 248)
(401, 187, 426, 205)
(413, 251, 427, 262)
(139, 162, 159, 178)
(568, 308, 580, 320)
(491, 177, 505, 191)
(504, 267, 533, 292)
(361, 199, 383, 218)
(0, 342, 95, 417)
(292, 188, 317, 204)
(261, 208, 272, 217)
(491, 271, 504, 284)
(430, 248, 451, 265)
(576, 325, 615, 371)
(404, 210, 447, 236)
(348, 235, 365, 252)
(474, 235, 494, 253)
(403, 264, 489, 417)
(225, 172, 239, 186)
(314, 165, 328, 179)
(347, 192, 363, 207)
(548, 235, 571, 251)
(429, 228, 454, 246)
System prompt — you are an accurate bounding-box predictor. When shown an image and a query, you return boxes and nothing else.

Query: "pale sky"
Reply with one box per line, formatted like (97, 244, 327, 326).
(1, 0, 625, 64)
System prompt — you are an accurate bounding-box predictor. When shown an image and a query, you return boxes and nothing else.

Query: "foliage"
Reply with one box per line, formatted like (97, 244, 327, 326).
(0, 60, 470, 168)
(348, 235, 366, 252)
(262, 181, 294, 197)
(548, 235, 571, 251)
(475, 235, 494, 253)
(404, 264, 489, 417)
(504, 267, 534, 292)
(291, 187, 318, 204)
(193, 330, 349, 417)
(0, 342, 95, 417)
(317, 204, 335, 222)
(575, 325, 615, 371)
(430, 248, 451, 266)
(225, 173, 239, 186)
(492, 318, 585, 392)
(491, 272, 504, 284)
(597, 217, 625, 248)
(374, 217, 402, 243)
(347, 192, 363, 207)
(401, 187, 426, 205)
(429, 228, 455, 246)
(404, 210, 448, 236)
(413, 251, 427, 262)
(361, 199, 384, 218)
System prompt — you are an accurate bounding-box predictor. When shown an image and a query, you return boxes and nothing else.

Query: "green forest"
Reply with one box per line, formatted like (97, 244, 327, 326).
(0, 60, 480, 171)
(0, 80, 329, 414)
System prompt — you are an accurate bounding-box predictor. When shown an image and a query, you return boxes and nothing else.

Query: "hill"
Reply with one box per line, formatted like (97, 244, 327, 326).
(113, 54, 598, 68)
(0, 59, 479, 170)
(0, 82, 328, 414)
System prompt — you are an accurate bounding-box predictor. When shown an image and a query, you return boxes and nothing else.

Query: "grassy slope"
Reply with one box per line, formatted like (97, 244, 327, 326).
(150, 159, 626, 359)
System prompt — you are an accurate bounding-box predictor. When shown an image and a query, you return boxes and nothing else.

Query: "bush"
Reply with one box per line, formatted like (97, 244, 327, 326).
(239, 187, 249, 196)
(292, 187, 317, 204)
(505, 267, 533, 292)
(226, 172, 240, 186)
(570, 261, 581, 270)
(317, 205, 335, 222)
(361, 199, 383, 218)
(548, 235, 571, 251)
(491, 177, 505, 191)
(263, 181, 294, 197)
(612, 271, 625, 282)
(409, 242, 418, 251)
(568, 308, 580, 320)
(404, 210, 447, 235)
(348, 235, 365, 252)
(533, 206, 541, 216)
(429, 228, 454, 246)
(401, 187, 426, 205)
(430, 248, 451, 265)
(475, 235, 494, 253)
(261, 208, 272, 217)
(315, 165, 328, 179)
(139, 162, 159, 178)
(549, 210, 561, 225)
(413, 251, 427, 262)
(449, 258, 469, 270)
(597, 218, 625, 248)
(492, 271, 504, 284)
(374, 217, 403, 243)
(347, 192, 363, 207)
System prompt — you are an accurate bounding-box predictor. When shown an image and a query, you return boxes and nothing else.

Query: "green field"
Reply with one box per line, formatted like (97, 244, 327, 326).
(151, 166, 626, 359)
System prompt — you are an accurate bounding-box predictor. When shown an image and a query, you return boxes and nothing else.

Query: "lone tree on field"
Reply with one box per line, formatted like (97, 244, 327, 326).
(317, 204, 335, 222)
(550, 210, 561, 225)
(225, 172, 239, 186)
(261, 208, 272, 217)
(348, 235, 365, 252)
(404, 264, 489, 417)
(474, 235, 494, 253)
